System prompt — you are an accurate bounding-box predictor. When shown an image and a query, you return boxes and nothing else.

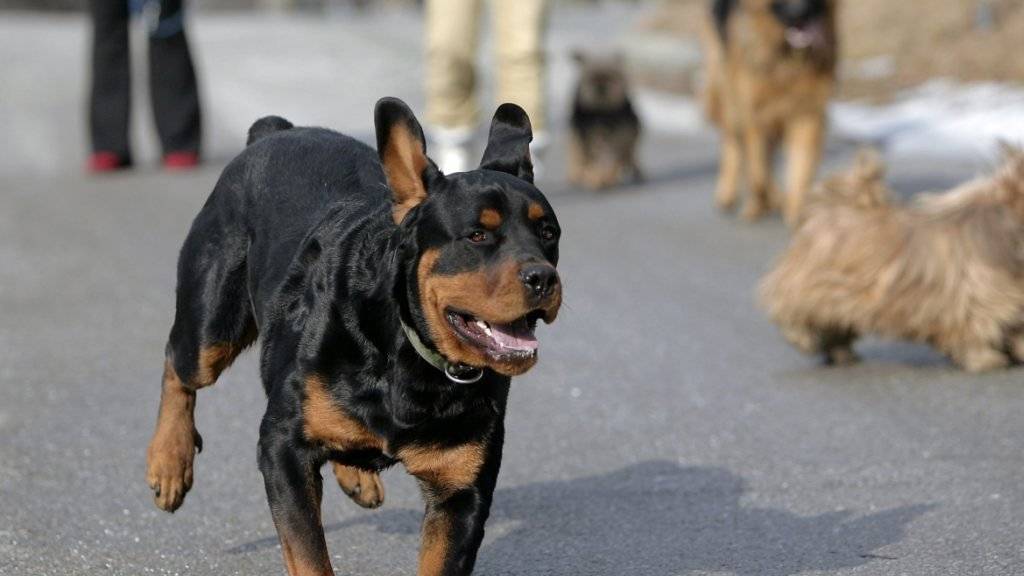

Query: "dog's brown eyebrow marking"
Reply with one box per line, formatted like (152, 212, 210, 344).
(480, 208, 502, 230)
(528, 202, 545, 220)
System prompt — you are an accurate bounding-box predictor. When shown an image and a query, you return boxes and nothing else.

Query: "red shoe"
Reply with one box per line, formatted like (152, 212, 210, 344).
(87, 151, 131, 173)
(163, 151, 200, 170)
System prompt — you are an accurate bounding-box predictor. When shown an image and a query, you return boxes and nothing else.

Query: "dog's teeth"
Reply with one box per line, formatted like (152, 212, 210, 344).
(475, 320, 492, 336)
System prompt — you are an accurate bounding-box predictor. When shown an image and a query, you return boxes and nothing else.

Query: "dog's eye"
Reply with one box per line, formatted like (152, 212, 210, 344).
(540, 226, 557, 241)
(467, 230, 489, 244)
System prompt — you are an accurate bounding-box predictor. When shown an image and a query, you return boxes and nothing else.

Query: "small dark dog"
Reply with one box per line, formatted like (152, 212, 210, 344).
(145, 98, 562, 575)
(568, 50, 642, 190)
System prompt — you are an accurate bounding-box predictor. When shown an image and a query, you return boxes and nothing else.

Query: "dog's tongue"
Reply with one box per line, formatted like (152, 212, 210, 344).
(489, 322, 538, 352)
(786, 20, 825, 49)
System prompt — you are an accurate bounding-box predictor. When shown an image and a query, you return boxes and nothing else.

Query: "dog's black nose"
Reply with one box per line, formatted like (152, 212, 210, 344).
(771, 0, 819, 25)
(520, 265, 559, 299)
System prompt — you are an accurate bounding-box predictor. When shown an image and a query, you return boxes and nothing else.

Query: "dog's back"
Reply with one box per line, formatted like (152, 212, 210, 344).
(206, 121, 393, 315)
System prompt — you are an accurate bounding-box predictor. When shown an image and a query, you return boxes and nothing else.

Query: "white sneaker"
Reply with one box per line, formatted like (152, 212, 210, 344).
(430, 126, 475, 175)
(529, 130, 549, 181)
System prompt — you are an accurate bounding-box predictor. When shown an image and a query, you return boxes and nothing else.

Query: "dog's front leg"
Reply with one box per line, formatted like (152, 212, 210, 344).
(402, 435, 502, 576)
(741, 122, 772, 222)
(258, 420, 334, 576)
(783, 113, 825, 227)
(715, 128, 743, 212)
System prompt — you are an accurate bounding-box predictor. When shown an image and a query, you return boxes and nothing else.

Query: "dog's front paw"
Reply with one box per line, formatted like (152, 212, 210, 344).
(714, 188, 738, 212)
(740, 198, 770, 222)
(826, 346, 860, 366)
(146, 426, 201, 512)
(959, 347, 1010, 373)
(333, 463, 385, 509)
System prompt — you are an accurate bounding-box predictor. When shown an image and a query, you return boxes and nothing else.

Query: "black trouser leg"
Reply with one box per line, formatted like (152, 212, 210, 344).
(89, 0, 132, 159)
(148, 0, 201, 155)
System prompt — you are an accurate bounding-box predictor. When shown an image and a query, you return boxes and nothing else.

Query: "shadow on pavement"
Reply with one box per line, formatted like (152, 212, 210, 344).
(229, 460, 932, 575)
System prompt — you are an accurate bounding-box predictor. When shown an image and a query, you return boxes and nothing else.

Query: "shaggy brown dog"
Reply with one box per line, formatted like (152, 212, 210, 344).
(702, 0, 838, 225)
(760, 149, 1024, 372)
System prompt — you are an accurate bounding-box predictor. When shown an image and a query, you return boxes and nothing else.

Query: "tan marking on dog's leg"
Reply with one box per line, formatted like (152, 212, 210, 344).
(400, 442, 485, 495)
(715, 130, 743, 212)
(302, 375, 386, 452)
(417, 511, 451, 576)
(741, 124, 772, 222)
(277, 524, 334, 576)
(332, 463, 385, 509)
(783, 114, 825, 227)
(146, 360, 200, 512)
(193, 331, 256, 388)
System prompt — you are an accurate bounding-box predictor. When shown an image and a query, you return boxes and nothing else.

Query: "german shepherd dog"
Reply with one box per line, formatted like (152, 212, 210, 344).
(702, 0, 838, 225)
(144, 98, 562, 575)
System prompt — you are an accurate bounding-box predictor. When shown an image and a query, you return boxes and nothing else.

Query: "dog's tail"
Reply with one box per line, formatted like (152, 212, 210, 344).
(994, 143, 1024, 217)
(810, 148, 890, 210)
(247, 116, 294, 146)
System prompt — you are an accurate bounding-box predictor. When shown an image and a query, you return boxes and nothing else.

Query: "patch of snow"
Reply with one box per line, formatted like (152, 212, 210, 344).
(832, 79, 1024, 161)
(634, 89, 706, 135)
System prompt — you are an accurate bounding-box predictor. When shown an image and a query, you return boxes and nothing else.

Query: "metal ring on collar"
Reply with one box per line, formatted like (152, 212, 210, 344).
(444, 363, 484, 384)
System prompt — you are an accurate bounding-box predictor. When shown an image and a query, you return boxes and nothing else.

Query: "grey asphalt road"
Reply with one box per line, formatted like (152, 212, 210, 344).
(2, 6, 1023, 576)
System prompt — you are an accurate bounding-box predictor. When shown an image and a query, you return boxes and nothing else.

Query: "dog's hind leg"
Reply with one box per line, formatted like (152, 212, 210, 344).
(783, 114, 825, 227)
(715, 129, 743, 212)
(146, 200, 257, 512)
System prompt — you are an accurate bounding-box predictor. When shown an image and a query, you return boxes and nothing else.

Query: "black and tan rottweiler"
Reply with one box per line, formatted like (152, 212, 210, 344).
(702, 0, 838, 225)
(144, 98, 562, 576)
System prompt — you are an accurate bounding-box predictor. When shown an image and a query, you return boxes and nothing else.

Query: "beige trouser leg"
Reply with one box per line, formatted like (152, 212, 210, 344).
(425, 0, 483, 130)
(492, 0, 548, 132)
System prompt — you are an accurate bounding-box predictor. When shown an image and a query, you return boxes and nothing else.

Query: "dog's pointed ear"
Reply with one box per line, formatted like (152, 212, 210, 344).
(479, 103, 534, 183)
(376, 97, 430, 224)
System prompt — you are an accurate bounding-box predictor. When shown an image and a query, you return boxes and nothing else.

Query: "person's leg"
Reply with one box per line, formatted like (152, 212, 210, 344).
(149, 0, 201, 166)
(492, 0, 549, 173)
(425, 0, 481, 173)
(88, 0, 133, 169)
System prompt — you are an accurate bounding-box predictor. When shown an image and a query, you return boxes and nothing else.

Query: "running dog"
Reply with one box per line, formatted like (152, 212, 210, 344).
(144, 98, 562, 575)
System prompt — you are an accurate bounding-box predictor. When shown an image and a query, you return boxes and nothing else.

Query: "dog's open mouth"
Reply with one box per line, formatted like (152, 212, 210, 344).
(785, 19, 826, 50)
(446, 309, 544, 361)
